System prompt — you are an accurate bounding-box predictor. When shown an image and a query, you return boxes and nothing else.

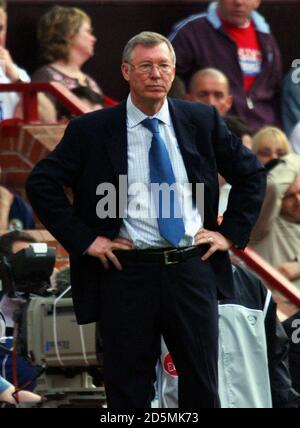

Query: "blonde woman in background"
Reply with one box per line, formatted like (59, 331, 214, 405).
(219, 126, 291, 215)
(252, 127, 292, 167)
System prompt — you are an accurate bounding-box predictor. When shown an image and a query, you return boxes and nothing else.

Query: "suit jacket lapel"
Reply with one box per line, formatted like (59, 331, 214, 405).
(104, 100, 128, 178)
(168, 98, 205, 186)
(104, 98, 206, 196)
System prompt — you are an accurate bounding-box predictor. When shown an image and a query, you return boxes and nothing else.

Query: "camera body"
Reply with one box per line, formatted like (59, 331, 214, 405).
(22, 295, 102, 397)
(0, 244, 104, 404)
(25, 295, 98, 367)
(0, 244, 56, 297)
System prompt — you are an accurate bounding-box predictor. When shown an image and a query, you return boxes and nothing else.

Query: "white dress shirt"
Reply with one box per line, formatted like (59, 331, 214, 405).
(118, 95, 203, 249)
(0, 65, 30, 119)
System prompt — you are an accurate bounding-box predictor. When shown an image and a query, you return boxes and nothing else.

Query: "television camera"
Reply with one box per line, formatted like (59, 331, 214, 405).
(0, 244, 105, 407)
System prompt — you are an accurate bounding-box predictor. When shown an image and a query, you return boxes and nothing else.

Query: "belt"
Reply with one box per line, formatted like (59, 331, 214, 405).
(115, 245, 208, 265)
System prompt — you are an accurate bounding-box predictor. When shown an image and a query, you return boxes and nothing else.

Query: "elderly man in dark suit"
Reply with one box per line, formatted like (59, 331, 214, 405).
(26, 31, 266, 408)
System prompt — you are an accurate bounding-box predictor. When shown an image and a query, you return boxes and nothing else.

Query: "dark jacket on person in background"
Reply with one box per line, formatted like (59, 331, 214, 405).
(169, 2, 282, 132)
(158, 264, 300, 408)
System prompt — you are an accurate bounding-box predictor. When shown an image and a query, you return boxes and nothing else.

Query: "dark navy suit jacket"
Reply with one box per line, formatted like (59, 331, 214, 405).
(26, 98, 266, 324)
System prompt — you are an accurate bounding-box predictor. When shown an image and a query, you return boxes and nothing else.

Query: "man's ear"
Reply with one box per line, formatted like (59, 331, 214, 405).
(171, 66, 176, 82)
(226, 95, 233, 111)
(121, 63, 130, 82)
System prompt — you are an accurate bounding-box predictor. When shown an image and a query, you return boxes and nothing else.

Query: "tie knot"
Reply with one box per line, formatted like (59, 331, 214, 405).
(142, 117, 159, 134)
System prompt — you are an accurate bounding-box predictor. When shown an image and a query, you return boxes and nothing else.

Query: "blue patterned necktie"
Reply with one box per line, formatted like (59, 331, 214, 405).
(142, 117, 185, 247)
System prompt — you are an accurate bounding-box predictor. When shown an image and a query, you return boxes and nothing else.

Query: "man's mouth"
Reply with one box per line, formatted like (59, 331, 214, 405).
(146, 85, 165, 90)
(232, 10, 245, 17)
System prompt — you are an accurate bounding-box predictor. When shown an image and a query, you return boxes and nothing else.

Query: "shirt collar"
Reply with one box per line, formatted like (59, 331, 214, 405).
(207, 1, 270, 34)
(126, 94, 171, 128)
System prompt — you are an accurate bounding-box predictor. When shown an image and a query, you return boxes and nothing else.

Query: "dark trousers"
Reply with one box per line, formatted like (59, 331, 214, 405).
(100, 253, 220, 408)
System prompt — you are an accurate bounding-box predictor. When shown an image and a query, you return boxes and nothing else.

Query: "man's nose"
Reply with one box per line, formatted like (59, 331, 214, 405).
(208, 95, 218, 107)
(295, 193, 300, 204)
(149, 65, 161, 78)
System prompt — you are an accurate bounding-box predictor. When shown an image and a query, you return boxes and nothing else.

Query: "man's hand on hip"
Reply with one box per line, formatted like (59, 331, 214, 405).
(194, 228, 233, 261)
(86, 236, 134, 271)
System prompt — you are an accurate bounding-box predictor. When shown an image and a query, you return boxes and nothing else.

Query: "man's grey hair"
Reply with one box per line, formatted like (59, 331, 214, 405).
(122, 31, 176, 65)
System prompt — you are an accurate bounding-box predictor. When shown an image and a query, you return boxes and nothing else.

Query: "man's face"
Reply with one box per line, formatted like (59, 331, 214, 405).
(0, 7, 7, 47)
(218, 0, 261, 27)
(189, 74, 232, 116)
(281, 177, 300, 223)
(11, 241, 31, 254)
(121, 42, 175, 110)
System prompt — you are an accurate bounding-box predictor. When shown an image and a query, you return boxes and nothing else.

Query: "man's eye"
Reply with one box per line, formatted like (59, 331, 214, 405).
(160, 64, 171, 71)
(139, 64, 151, 71)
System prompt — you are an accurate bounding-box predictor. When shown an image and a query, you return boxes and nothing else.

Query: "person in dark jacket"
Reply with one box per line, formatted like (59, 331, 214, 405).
(157, 263, 300, 408)
(169, 0, 282, 133)
(26, 31, 266, 408)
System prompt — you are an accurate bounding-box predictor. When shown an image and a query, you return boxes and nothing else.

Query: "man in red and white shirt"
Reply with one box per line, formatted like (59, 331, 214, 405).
(170, 0, 282, 132)
(219, 0, 262, 93)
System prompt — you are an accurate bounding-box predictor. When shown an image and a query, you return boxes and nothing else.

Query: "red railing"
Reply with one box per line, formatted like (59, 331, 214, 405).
(231, 246, 300, 308)
(0, 82, 118, 124)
